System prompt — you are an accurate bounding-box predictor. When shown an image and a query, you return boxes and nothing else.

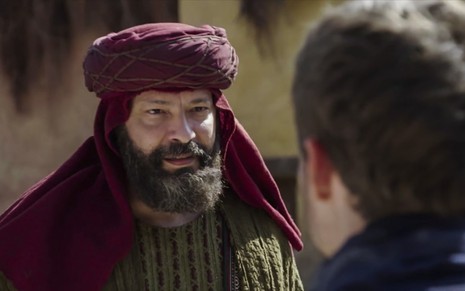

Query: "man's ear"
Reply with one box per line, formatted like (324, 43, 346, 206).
(303, 138, 333, 200)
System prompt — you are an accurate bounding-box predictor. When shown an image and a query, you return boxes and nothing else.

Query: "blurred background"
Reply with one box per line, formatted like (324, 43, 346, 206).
(0, 0, 342, 287)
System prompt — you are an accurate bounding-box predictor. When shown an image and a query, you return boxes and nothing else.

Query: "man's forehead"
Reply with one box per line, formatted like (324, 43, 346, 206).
(134, 89, 213, 104)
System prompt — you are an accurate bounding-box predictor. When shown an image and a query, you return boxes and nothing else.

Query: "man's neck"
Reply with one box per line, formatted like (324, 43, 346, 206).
(129, 196, 200, 228)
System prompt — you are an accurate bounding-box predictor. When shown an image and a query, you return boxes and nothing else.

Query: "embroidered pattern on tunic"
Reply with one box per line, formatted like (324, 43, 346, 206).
(103, 192, 304, 291)
(105, 210, 224, 291)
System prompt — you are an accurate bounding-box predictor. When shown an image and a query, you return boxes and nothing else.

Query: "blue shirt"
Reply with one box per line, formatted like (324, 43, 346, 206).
(309, 214, 465, 291)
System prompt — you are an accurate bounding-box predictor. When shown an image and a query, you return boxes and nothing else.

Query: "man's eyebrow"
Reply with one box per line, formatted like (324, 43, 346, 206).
(144, 99, 170, 105)
(190, 97, 212, 104)
(141, 97, 211, 105)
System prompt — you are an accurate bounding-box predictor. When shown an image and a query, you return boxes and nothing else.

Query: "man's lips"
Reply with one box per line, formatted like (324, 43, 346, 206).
(164, 154, 196, 166)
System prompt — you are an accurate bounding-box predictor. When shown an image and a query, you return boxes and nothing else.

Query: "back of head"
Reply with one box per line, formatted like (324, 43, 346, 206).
(293, 0, 465, 220)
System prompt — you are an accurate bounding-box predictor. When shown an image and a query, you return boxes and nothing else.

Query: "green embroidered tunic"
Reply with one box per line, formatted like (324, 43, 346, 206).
(0, 193, 303, 290)
(104, 211, 225, 290)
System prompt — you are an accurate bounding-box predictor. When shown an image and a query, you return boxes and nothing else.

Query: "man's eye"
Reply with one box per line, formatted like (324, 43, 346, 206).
(192, 107, 209, 112)
(147, 109, 164, 114)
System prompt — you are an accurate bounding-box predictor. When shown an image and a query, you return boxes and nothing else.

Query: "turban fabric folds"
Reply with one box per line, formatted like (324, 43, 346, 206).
(83, 23, 238, 97)
(0, 23, 302, 291)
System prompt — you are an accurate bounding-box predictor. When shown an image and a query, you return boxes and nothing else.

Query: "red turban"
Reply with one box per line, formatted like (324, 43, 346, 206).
(83, 23, 238, 96)
(0, 23, 301, 291)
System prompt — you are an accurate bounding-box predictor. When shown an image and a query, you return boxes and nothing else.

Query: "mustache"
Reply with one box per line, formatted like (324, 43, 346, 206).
(157, 141, 209, 158)
(148, 141, 215, 169)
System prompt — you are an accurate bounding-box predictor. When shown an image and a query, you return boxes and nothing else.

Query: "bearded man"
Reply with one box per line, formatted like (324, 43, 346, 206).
(0, 23, 303, 291)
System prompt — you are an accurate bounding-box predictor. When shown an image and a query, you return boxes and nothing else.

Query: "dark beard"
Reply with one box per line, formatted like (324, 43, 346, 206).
(114, 127, 223, 213)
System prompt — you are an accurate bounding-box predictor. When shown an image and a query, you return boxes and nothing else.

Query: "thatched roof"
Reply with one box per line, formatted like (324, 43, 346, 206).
(0, 0, 284, 112)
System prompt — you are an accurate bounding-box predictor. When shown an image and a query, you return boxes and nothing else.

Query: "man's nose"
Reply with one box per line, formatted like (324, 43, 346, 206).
(168, 114, 195, 144)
